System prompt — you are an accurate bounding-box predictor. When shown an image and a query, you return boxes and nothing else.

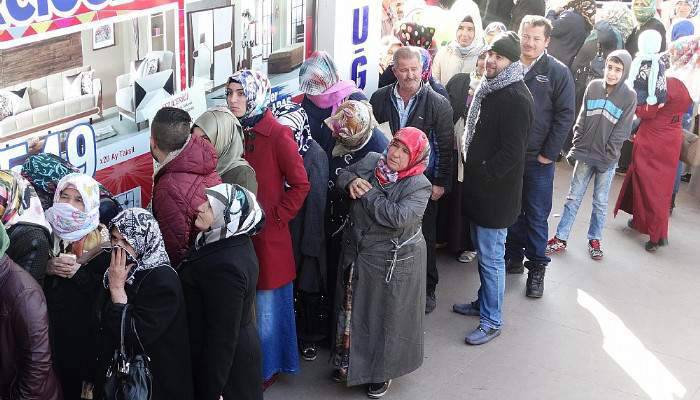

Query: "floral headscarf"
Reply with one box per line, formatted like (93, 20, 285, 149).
(667, 34, 700, 102)
(375, 127, 431, 186)
(194, 106, 250, 176)
(418, 47, 434, 82)
(272, 102, 313, 156)
(228, 69, 271, 120)
(632, 0, 657, 25)
(325, 100, 378, 157)
(0, 170, 51, 233)
(299, 51, 340, 96)
(566, 0, 597, 27)
(195, 184, 265, 250)
(597, 3, 636, 43)
(45, 173, 101, 241)
(103, 207, 171, 288)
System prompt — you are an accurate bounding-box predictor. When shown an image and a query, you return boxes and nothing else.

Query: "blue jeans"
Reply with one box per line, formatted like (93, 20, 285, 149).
(505, 160, 555, 265)
(555, 161, 616, 241)
(471, 223, 507, 330)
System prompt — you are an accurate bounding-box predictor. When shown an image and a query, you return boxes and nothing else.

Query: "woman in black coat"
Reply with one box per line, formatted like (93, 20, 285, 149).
(180, 184, 264, 400)
(99, 207, 193, 400)
(547, 0, 597, 69)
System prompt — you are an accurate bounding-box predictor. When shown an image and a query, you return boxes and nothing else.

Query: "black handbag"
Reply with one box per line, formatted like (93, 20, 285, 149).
(103, 304, 152, 400)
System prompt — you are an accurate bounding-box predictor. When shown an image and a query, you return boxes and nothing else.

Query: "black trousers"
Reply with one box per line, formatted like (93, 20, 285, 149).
(424, 199, 438, 295)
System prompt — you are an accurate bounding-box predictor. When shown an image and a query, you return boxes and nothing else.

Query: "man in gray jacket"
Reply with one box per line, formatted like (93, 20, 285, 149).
(546, 50, 636, 260)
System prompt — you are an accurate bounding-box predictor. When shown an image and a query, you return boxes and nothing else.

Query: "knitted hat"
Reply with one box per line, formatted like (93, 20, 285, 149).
(488, 31, 521, 62)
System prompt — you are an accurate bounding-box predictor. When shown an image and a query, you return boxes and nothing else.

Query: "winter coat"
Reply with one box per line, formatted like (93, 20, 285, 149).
(511, 0, 545, 31)
(220, 165, 258, 195)
(445, 73, 472, 124)
(547, 9, 591, 68)
(378, 66, 450, 100)
(570, 50, 637, 172)
(0, 255, 62, 400)
(243, 110, 310, 290)
(302, 92, 368, 156)
(335, 152, 431, 386)
(432, 46, 480, 85)
(152, 135, 222, 267)
(97, 266, 194, 400)
(6, 224, 50, 285)
(625, 18, 667, 57)
(370, 83, 454, 189)
(462, 80, 534, 229)
(523, 53, 576, 161)
(290, 139, 329, 293)
(180, 235, 262, 400)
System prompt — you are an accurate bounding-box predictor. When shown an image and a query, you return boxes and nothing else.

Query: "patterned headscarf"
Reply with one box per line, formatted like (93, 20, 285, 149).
(299, 51, 340, 95)
(375, 127, 431, 186)
(667, 34, 700, 102)
(597, 3, 636, 43)
(566, 0, 597, 27)
(418, 47, 434, 82)
(195, 184, 265, 250)
(0, 170, 51, 233)
(103, 207, 171, 288)
(228, 70, 271, 120)
(194, 106, 250, 176)
(325, 100, 378, 157)
(632, 0, 657, 25)
(676, 0, 700, 18)
(45, 173, 101, 241)
(272, 102, 313, 156)
(483, 22, 507, 44)
(397, 22, 437, 50)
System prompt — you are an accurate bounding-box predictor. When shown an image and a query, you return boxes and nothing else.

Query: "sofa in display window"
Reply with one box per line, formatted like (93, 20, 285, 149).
(267, 43, 304, 74)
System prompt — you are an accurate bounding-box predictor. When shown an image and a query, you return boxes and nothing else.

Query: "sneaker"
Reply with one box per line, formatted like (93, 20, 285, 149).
(425, 292, 437, 314)
(588, 240, 603, 260)
(506, 258, 524, 274)
(452, 300, 480, 316)
(367, 380, 392, 398)
(331, 368, 347, 383)
(545, 237, 567, 255)
(465, 325, 501, 345)
(525, 263, 546, 298)
(457, 250, 477, 263)
(300, 342, 317, 361)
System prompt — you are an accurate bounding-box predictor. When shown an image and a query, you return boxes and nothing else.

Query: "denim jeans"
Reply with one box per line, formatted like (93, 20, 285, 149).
(471, 223, 507, 330)
(555, 161, 616, 241)
(505, 160, 555, 265)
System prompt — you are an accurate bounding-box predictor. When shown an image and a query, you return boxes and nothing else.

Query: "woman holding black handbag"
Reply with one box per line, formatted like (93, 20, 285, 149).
(98, 207, 193, 400)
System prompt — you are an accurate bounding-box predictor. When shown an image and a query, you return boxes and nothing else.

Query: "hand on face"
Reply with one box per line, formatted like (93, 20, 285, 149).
(108, 247, 132, 290)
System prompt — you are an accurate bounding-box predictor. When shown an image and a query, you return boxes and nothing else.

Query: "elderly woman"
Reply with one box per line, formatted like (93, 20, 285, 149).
(42, 173, 110, 400)
(0, 170, 52, 284)
(99, 208, 193, 400)
(192, 106, 257, 194)
(432, 14, 485, 84)
(332, 127, 431, 398)
(226, 69, 310, 386)
(547, 0, 597, 68)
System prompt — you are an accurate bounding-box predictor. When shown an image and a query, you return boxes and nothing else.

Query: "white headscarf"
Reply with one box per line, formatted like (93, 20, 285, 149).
(44, 173, 100, 241)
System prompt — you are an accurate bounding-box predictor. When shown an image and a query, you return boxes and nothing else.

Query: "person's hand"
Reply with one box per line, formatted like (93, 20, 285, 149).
(348, 178, 373, 199)
(430, 185, 445, 201)
(537, 154, 553, 164)
(46, 255, 81, 278)
(108, 247, 132, 303)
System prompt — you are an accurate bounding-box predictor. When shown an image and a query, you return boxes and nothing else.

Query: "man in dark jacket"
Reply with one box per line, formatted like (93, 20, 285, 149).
(150, 107, 222, 267)
(370, 46, 454, 314)
(452, 32, 533, 345)
(505, 16, 575, 298)
(0, 225, 62, 400)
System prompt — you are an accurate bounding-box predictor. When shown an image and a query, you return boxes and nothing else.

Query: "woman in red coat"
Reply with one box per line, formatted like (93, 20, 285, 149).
(226, 69, 310, 386)
(615, 37, 697, 251)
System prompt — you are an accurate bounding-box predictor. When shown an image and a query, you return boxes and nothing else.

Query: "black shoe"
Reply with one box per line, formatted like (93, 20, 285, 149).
(331, 368, 347, 383)
(452, 300, 480, 316)
(681, 173, 691, 183)
(506, 259, 524, 274)
(367, 380, 392, 398)
(425, 292, 437, 314)
(645, 240, 659, 252)
(526, 264, 546, 298)
(300, 342, 317, 361)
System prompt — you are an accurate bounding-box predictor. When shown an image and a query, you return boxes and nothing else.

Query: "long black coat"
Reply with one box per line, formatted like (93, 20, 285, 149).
(179, 235, 262, 400)
(462, 81, 534, 229)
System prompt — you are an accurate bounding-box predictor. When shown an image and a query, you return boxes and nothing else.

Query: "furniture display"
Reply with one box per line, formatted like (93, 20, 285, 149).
(149, 13, 166, 52)
(267, 43, 304, 74)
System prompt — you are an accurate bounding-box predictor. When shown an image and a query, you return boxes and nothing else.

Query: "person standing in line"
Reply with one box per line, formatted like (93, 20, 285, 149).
(504, 16, 575, 299)
(370, 46, 453, 314)
(452, 32, 533, 345)
(432, 14, 485, 85)
(546, 50, 637, 259)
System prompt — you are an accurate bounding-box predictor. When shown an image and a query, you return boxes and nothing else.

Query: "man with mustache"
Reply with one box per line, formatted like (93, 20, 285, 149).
(370, 46, 454, 314)
(504, 15, 575, 298)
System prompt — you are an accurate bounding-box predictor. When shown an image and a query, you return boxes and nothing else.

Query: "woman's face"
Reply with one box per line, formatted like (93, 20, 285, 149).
(110, 228, 138, 260)
(456, 21, 476, 47)
(194, 200, 215, 231)
(226, 82, 247, 118)
(58, 187, 85, 212)
(191, 126, 210, 142)
(675, 1, 691, 17)
(386, 140, 411, 172)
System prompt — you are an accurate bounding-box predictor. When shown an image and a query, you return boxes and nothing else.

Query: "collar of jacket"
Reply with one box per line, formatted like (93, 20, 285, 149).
(524, 51, 550, 80)
(245, 109, 275, 137)
(181, 235, 249, 265)
(154, 134, 218, 180)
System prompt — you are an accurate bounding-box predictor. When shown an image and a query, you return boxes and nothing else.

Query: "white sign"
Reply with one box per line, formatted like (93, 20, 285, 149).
(144, 87, 208, 125)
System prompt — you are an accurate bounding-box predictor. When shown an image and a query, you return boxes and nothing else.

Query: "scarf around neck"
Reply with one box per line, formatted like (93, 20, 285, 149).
(306, 80, 359, 115)
(0, 170, 51, 233)
(462, 61, 524, 161)
(375, 127, 431, 186)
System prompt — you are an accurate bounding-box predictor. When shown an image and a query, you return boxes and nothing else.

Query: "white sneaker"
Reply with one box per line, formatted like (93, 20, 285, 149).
(457, 251, 477, 263)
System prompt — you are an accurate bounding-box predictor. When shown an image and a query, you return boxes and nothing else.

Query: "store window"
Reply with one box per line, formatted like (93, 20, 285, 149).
(290, 0, 304, 44)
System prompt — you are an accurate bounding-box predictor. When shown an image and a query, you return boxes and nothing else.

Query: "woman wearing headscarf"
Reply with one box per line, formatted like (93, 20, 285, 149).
(192, 106, 258, 194)
(98, 207, 193, 400)
(179, 184, 264, 400)
(547, 0, 597, 68)
(615, 34, 698, 252)
(483, 22, 508, 44)
(226, 69, 310, 386)
(432, 15, 485, 84)
(331, 127, 432, 398)
(272, 102, 329, 361)
(42, 173, 110, 400)
(0, 170, 52, 284)
(626, 0, 667, 57)
(299, 51, 366, 156)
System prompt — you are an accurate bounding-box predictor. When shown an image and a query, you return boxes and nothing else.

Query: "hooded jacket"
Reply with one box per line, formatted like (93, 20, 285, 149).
(569, 50, 637, 172)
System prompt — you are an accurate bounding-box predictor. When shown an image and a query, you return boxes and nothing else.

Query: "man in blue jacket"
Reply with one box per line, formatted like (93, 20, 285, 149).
(505, 15, 575, 298)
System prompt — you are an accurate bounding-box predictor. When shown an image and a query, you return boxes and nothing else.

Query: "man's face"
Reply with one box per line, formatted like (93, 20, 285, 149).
(605, 59, 625, 87)
(394, 56, 422, 94)
(456, 22, 476, 47)
(485, 50, 512, 79)
(519, 23, 550, 60)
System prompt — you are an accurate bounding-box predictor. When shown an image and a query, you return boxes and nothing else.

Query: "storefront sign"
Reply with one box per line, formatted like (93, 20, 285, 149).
(351, 5, 369, 90)
(0, 0, 133, 27)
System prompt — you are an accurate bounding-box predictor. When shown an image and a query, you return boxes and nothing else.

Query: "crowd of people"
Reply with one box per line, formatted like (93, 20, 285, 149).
(2, 0, 700, 399)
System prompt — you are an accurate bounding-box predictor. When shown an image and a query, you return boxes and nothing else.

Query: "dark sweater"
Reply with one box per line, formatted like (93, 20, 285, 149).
(625, 18, 667, 57)
(445, 73, 472, 123)
(547, 9, 591, 68)
(6, 224, 50, 286)
(510, 0, 545, 31)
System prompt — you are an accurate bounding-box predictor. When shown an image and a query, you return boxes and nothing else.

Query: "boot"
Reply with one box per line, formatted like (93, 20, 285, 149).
(526, 263, 546, 298)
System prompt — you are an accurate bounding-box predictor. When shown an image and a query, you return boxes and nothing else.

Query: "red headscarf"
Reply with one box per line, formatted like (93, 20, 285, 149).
(375, 127, 431, 186)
